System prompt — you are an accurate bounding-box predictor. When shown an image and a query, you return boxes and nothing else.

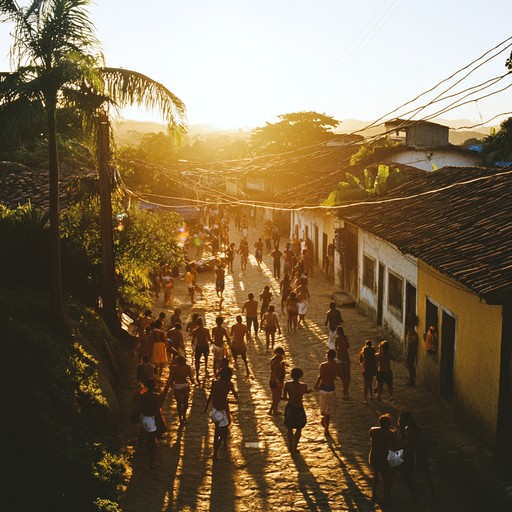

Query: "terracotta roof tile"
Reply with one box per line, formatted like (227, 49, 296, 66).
(339, 166, 512, 304)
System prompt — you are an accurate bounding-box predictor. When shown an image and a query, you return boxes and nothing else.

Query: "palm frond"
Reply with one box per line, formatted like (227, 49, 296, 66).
(99, 67, 187, 139)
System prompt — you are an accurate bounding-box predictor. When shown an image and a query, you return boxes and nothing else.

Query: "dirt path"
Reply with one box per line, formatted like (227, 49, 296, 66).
(119, 223, 510, 512)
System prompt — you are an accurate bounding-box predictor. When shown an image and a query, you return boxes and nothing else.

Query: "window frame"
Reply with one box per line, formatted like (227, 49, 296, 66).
(387, 270, 404, 320)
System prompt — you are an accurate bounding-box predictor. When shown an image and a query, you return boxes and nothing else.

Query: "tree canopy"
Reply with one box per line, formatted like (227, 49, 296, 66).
(481, 117, 512, 165)
(251, 111, 341, 153)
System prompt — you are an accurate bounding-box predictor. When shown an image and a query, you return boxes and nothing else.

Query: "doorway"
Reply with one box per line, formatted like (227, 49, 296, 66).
(405, 282, 417, 337)
(440, 310, 456, 397)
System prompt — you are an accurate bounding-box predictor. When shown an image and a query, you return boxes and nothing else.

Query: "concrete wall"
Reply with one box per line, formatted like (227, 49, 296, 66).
(290, 209, 339, 282)
(358, 231, 417, 343)
(407, 124, 449, 147)
(417, 261, 503, 445)
(386, 149, 481, 172)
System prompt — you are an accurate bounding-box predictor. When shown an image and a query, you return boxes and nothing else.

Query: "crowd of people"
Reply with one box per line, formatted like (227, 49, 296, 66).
(129, 207, 434, 506)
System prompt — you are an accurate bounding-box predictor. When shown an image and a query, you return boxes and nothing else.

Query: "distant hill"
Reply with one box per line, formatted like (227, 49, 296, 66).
(113, 117, 494, 147)
(112, 120, 251, 145)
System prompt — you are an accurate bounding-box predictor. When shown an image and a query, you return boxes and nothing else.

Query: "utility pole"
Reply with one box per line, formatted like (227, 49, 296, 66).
(98, 112, 119, 332)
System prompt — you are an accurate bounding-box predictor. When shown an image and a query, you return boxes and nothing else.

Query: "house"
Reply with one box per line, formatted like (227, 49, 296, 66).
(337, 165, 512, 454)
(277, 161, 424, 287)
(379, 118, 482, 171)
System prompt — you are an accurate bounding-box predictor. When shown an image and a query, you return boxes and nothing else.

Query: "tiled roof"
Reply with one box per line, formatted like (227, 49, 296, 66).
(339, 166, 512, 304)
(0, 162, 82, 210)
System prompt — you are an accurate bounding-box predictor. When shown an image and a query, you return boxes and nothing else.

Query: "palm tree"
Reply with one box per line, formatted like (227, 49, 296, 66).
(0, 0, 186, 324)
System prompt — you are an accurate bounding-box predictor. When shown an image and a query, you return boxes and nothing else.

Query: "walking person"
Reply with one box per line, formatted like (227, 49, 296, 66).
(397, 410, 436, 500)
(254, 237, 264, 267)
(270, 246, 283, 280)
(268, 346, 286, 415)
(376, 340, 395, 401)
(191, 317, 212, 381)
(334, 326, 350, 399)
(239, 239, 249, 272)
(214, 264, 226, 299)
(242, 293, 259, 338)
(314, 349, 343, 437)
(280, 273, 292, 313)
(369, 414, 396, 504)
(204, 367, 239, 460)
(283, 368, 310, 454)
(163, 276, 175, 308)
(164, 355, 195, 424)
(295, 277, 310, 326)
(211, 316, 231, 375)
(262, 305, 281, 353)
(230, 315, 251, 377)
(259, 285, 273, 322)
(404, 321, 419, 386)
(136, 379, 164, 470)
(359, 340, 377, 403)
(325, 302, 343, 350)
(285, 291, 299, 332)
(226, 242, 237, 272)
(185, 265, 196, 304)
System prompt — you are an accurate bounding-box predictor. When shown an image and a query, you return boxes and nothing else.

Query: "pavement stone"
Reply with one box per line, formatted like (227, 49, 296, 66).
(120, 223, 512, 512)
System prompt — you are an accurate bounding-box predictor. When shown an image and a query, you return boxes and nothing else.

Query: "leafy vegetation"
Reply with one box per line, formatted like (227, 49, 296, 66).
(323, 164, 406, 206)
(62, 193, 184, 314)
(251, 111, 340, 153)
(481, 117, 512, 165)
(0, 0, 186, 322)
(350, 138, 400, 166)
(1, 287, 127, 512)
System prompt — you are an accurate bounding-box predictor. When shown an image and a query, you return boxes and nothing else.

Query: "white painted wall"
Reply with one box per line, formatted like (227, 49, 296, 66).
(358, 230, 418, 342)
(386, 149, 481, 172)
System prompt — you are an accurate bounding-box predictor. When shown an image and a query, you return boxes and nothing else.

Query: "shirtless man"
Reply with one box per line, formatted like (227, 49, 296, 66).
(211, 316, 232, 374)
(164, 355, 195, 424)
(230, 315, 250, 377)
(204, 367, 239, 460)
(283, 368, 310, 453)
(369, 414, 396, 504)
(214, 264, 226, 299)
(315, 349, 343, 436)
(242, 293, 259, 337)
(334, 326, 350, 399)
(270, 246, 283, 279)
(191, 317, 212, 381)
(167, 323, 185, 358)
(254, 238, 264, 267)
(259, 285, 272, 322)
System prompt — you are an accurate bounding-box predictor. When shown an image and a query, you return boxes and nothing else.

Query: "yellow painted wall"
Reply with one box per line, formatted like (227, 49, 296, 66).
(417, 261, 503, 445)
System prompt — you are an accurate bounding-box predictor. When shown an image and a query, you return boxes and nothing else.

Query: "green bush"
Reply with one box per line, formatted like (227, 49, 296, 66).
(1, 288, 127, 512)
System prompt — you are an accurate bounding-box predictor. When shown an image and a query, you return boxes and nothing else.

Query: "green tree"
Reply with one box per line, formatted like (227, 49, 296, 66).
(62, 195, 184, 314)
(481, 117, 512, 165)
(251, 111, 340, 153)
(0, 0, 186, 324)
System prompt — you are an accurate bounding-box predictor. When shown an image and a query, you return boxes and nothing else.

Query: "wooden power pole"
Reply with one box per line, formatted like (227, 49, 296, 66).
(98, 112, 119, 332)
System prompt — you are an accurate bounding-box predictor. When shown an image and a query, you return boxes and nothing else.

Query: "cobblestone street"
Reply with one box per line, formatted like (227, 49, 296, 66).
(121, 225, 511, 512)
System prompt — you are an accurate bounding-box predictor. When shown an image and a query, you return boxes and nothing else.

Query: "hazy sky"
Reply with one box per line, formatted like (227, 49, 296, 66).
(1, 0, 512, 129)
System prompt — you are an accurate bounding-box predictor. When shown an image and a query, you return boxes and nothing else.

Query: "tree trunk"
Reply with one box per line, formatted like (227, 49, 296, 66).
(47, 98, 64, 325)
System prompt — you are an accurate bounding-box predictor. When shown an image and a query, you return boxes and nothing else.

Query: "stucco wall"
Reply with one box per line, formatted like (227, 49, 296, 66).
(358, 231, 417, 343)
(387, 149, 481, 172)
(291, 209, 335, 270)
(417, 261, 503, 445)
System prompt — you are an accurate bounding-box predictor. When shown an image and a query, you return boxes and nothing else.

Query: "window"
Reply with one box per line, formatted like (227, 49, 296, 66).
(362, 255, 376, 291)
(387, 271, 403, 319)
